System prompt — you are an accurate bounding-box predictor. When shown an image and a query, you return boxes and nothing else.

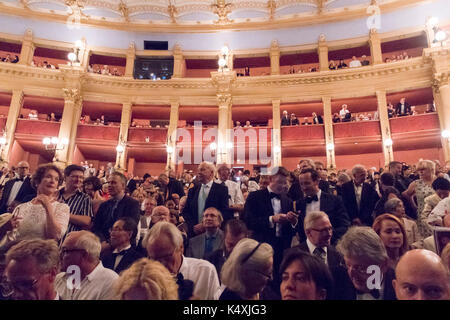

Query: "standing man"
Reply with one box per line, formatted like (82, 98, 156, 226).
(216, 164, 244, 214)
(157, 172, 184, 203)
(281, 110, 290, 126)
(182, 162, 229, 237)
(0, 161, 35, 213)
(92, 172, 141, 253)
(395, 97, 411, 117)
(57, 164, 93, 242)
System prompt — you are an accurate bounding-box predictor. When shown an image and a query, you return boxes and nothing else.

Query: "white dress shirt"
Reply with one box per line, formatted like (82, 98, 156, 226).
(354, 182, 363, 210)
(55, 261, 119, 300)
(306, 238, 328, 265)
(305, 189, 322, 216)
(7, 178, 24, 206)
(349, 59, 362, 68)
(216, 179, 244, 206)
(112, 244, 131, 269)
(267, 186, 282, 237)
(428, 197, 450, 226)
(179, 256, 220, 300)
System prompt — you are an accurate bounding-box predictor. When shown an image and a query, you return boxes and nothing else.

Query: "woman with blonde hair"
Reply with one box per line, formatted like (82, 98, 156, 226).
(402, 160, 436, 237)
(372, 214, 408, 269)
(115, 258, 179, 300)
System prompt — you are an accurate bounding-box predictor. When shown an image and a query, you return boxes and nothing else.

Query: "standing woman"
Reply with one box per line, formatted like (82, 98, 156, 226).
(402, 160, 436, 237)
(3, 164, 70, 243)
(372, 214, 408, 269)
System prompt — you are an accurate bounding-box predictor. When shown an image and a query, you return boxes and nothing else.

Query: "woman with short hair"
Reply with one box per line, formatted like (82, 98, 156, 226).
(384, 198, 420, 246)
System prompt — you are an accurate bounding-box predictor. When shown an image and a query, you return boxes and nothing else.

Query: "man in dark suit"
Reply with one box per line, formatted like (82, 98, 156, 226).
(0, 161, 36, 213)
(312, 112, 323, 124)
(158, 172, 185, 202)
(182, 162, 229, 237)
(296, 168, 350, 245)
(341, 165, 379, 226)
(395, 97, 411, 117)
(243, 166, 298, 275)
(281, 110, 290, 126)
(92, 172, 141, 254)
(101, 217, 144, 274)
(186, 207, 224, 259)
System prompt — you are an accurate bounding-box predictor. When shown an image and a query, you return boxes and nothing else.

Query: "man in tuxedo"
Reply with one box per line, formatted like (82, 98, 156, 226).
(336, 226, 396, 300)
(182, 162, 229, 237)
(92, 172, 141, 254)
(296, 168, 350, 245)
(243, 166, 298, 274)
(312, 112, 323, 124)
(341, 165, 379, 226)
(102, 217, 144, 274)
(395, 97, 411, 117)
(0, 161, 35, 213)
(281, 110, 290, 126)
(186, 207, 224, 259)
(314, 161, 331, 194)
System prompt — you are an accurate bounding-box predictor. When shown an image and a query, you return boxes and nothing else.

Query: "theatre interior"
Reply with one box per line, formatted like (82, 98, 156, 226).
(0, 0, 449, 175)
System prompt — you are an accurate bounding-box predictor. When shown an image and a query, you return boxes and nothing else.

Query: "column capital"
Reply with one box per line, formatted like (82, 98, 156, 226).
(62, 88, 82, 105)
(270, 40, 280, 55)
(173, 43, 183, 57)
(432, 73, 450, 92)
(217, 94, 232, 108)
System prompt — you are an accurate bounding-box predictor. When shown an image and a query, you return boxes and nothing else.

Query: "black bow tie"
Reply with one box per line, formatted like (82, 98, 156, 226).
(15, 177, 24, 182)
(269, 192, 280, 200)
(356, 289, 380, 299)
(305, 195, 319, 203)
(113, 249, 128, 258)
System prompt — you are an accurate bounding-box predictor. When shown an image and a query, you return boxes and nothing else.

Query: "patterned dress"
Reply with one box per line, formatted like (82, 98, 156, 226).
(415, 179, 435, 238)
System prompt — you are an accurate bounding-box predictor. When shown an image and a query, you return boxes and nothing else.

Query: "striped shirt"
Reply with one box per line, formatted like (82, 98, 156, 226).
(58, 188, 93, 241)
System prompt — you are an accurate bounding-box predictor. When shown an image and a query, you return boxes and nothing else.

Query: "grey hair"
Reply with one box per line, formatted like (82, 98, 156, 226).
(384, 198, 403, 214)
(299, 159, 316, 170)
(352, 164, 366, 175)
(221, 238, 273, 298)
(143, 221, 183, 250)
(73, 231, 101, 261)
(6, 239, 59, 274)
(337, 172, 352, 185)
(336, 226, 388, 265)
(304, 211, 330, 231)
(199, 161, 216, 175)
(152, 205, 170, 216)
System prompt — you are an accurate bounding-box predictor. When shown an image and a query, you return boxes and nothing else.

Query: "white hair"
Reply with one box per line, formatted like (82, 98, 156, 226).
(199, 161, 216, 174)
(73, 231, 101, 261)
(304, 211, 330, 231)
(143, 221, 183, 250)
(352, 164, 366, 175)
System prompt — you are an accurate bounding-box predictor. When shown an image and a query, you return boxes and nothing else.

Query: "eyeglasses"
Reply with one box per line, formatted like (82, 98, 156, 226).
(60, 248, 85, 255)
(17, 167, 29, 169)
(310, 227, 333, 234)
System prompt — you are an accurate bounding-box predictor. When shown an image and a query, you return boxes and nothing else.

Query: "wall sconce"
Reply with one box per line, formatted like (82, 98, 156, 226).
(116, 144, 125, 154)
(442, 130, 450, 139)
(166, 145, 174, 154)
(384, 138, 393, 148)
(427, 17, 448, 45)
(326, 143, 335, 151)
(218, 45, 230, 72)
(43, 137, 69, 151)
(68, 40, 83, 65)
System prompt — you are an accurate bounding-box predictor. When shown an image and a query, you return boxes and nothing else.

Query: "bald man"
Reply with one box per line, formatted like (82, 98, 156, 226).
(393, 249, 450, 300)
(0, 161, 36, 213)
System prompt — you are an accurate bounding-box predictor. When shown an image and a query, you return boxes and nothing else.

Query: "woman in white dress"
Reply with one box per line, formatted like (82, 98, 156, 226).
(5, 164, 70, 244)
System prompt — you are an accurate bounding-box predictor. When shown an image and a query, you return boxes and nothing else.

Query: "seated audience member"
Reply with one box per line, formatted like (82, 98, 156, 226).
(361, 55, 370, 66)
(187, 207, 224, 259)
(101, 65, 110, 75)
(387, 102, 395, 118)
(402, 51, 409, 59)
(4, 239, 60, 300)
(427, 195, 450, 227)
(337, 59, 348, 69)
(131, 188, 147, 212)
(302, 117, 311, 125)
(83, 176, 104, 216)
(281, 110, 290, 126)
(3, 54, 11, 62)
(220, 239, 273, 300)
(311, 112, 323, 124)
(102, 217, 144, 274)
(349, 56, 362, 68)
(3, 164, 69, 244)
(336, 226, 396, 300)
(423, 177, 450, 226)
(140, 197, 157, 230)
(339, 104, 350, 120)
(332, 113, 341, 123)
(111, 68, 120, 76)
(290, 113, 299, 125)
(235, 120, 242, 128)
(384, 198, 420, 246)
(372, 214, 408, 269)
(206, 219, 248, 276)
(244, 120, 252, 128)
(56, 231, 119, 300)
(328, 60, 337, 70)
(395, 97, 411, 117)
(280, 249, 334, 300)
(28, 110, 38, 120)
(145, 222, 220, 300)
(393, 249, 450, 300)
(87, 65, 94, 72)
(426, 103, 435, 113)
(413, 214, 450, 253)
(115, 258, 178, 300)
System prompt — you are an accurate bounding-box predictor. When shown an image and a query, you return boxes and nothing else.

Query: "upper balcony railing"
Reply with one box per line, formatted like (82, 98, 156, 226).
(76, 123, 120, 141)
(15, 119, 60, 136)
(389, 112, 440, 134)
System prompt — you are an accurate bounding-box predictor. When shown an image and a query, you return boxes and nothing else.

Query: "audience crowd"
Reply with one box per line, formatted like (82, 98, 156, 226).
(0, 156, 449, 301)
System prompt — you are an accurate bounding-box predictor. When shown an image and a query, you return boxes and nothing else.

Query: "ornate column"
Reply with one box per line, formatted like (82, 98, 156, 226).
(322, 97, 336, 170)
(317, 34, 329, 72)
(166, 100, 179, 170)
(272, 99, 282, 167)
(55, 65, 84, 167)
(18, 29, 35, 66)
(115, 101, 132, 171)
(125, 42, 135, 78)
(270, 40, 280, 76)
(211, 70, 236, 164)
(172, 44, 184, 78)
(78, 38, 89, 70)
(0, 89, 24, 163)
(376, 90, 394, 166)
(425, 46, 450, 162)
(369, 29, 383, 65)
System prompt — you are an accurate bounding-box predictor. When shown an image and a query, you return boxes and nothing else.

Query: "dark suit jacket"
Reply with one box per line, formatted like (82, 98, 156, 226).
(126, 179, 137, 194)
(186, 229, 224, 259)
(339, 268, 397, 300)
(341, 181, 379, 226)
(313, 115, 323, 124)
(291, 118, 299, 125)
(0, 177, 36, 213)
(167, 177, 185, 200)
(243, 189, 295, 252)
(182, 182, 230, 237)
(205, 248, 226, 277)
(296, 192, 350, 245)
(92, 195, 141, 242)
(101, 247, 144, 274)
(395, 102, 411, 116)
(281, 116, 290, 126)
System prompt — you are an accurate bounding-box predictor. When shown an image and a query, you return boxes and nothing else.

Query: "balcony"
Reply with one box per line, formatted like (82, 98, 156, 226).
(76, 124, 120, 141)
(15, 119, 60, 136)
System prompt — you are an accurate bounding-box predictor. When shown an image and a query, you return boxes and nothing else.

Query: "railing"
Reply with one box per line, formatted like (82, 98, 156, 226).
(76, 124, 120, 140)
(389, 113, 440, 134)
(128, 127, 168, 143)
(281, 125, 325, 141)
(333, 120, 381, 138)
(15, 119, 60, 136)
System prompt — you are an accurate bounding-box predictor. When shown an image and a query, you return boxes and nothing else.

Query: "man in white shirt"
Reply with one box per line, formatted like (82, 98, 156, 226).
(339, 104, 350, 121)
(427, 196, 450, 226)
(216, 164, 244, 210)
(349, 56, 362, 68)
(5, 239, 60, 300)
(145, 221, 220, 300)
(56, 230, 118, 300)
